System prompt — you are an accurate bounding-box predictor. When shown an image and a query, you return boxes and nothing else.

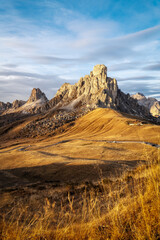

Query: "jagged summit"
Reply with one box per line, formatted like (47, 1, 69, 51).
(51, 64, 118, 109)
(27, 88, 48, 103)
(132, 93, 160, 117)
(0, 100, 25, 114)
(12, 100, 26, 109)
(0, 101, 12, 114)
(132, 93, 145, 100)
(48, 64, 151, 119)
(0, 64, 157, 120)
(92, 64, 107, 77)
(1, 88, 48, 115)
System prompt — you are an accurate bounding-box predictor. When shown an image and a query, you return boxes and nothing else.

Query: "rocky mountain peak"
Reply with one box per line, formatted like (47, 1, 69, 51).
(1, 64, 156, 120)
(12, 100, 26, 109)
(0, 101, 12, 114)
(132, 93, 146, 100)
(131, 93, 160, 117)
(27, 88, 48, 103)
(92, 64, 107, 77)
(49, 64, 150, 119)
(53, 64, 118, 109)
(0, 88, 48, 115)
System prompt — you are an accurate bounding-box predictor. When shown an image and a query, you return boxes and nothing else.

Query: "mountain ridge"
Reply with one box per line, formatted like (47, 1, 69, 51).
(0, 64, 159, 121)
(131, 93, 160, 117)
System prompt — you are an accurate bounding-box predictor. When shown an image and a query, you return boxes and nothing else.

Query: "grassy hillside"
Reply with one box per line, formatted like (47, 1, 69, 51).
(62, 108, 160, 143)
(0, 108, 160, 239)
(0, 158, 159, 240)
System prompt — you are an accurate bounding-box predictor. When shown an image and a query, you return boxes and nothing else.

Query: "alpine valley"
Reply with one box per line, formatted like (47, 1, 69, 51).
(0, 65, 160, 240)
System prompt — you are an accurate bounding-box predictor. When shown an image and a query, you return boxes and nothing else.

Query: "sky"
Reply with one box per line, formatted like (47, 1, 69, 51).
(0, 0, 160, 102)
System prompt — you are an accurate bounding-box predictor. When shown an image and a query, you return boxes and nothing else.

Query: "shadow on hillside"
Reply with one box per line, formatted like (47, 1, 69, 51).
(37, 150, 125, 160)
(0, 159, 146, 190)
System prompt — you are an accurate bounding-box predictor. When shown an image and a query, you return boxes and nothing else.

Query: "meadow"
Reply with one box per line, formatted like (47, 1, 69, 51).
(0, 109, 160, 239)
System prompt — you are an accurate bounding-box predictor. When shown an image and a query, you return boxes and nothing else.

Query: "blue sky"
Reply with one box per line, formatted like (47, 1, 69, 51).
(0, 0, 160, 102)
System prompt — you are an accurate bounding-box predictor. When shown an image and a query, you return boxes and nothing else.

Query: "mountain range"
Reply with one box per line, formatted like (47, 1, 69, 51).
(1, 64, 159, 119)
(0, 64, 159, 141)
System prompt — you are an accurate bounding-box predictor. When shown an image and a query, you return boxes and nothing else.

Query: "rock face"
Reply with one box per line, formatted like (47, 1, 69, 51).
(49, 64, 150, 119)
(0, 101, 12, 114)
(27, 88, 48, 103)
(132, 93, 145, 101)
(93, 64, 107, 76)
(1, 88, 48, 115)
(49, 64, 118, 109)
(132, 93, 160, 117)
(0, 65, 156, 121)
(150, 102, 160, 117)
(17, 88, 49, 114)
(0, 100, 25, 113)
(12, 100, 26, 109)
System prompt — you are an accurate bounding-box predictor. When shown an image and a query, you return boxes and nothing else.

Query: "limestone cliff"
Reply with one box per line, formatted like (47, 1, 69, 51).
(132, 93, 160, 117)
(0, 65, 155, 120)
(27, 88, 48, 103)
(0, 102, 12, 114)
(49, 64, 150, 118)
(1, 88, 48, 115)
(49, 65, 118, 109)
(12, 100, 26, 109)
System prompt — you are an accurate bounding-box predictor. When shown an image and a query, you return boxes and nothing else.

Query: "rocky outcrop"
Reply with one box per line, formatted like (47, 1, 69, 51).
(18, 109, 88, 138)
(27, 88, 48, 103)
(116, 90, 149, 117)
(150, 102, 160, 117)
(132, 93, 160, 117)
(15, 88, 48, 114)
(0, 101, 12, 114)
(0, 100, 25, 114)
(1, 88, 48, 115)
(12, 100, 26, 109)
(49, 64, 118, 109)
(48, 64, 151, 119)
(132, 93, 145, 101)
(0, 65, 157, 121)
(21, 88, 49, 114)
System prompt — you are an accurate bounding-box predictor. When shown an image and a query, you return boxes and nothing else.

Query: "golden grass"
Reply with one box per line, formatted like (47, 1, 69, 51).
(0, 156, 160, 240)
(0, 108, 160, 239)
(61, 108, 160, 143)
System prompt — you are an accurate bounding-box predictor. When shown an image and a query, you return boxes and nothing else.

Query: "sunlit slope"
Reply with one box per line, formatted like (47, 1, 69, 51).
(62, 108, 160, 143)
(0, 108, 159, 184)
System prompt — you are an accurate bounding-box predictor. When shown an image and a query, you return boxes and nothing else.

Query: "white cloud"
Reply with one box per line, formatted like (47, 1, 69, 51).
(0, 2, 160, 102)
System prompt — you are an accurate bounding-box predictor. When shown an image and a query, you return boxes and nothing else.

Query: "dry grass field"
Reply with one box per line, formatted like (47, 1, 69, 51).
(0, 108, 160, 239)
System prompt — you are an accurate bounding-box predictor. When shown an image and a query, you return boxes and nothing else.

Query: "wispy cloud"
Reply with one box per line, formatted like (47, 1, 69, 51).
(117, 76, 159, 81)
(0, 0, 160, 102)
(143, 63, 160, 71)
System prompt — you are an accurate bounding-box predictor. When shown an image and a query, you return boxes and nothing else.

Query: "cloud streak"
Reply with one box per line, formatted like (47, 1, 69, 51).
(0, 0, 160, 102)
(143, 63, 160, 71)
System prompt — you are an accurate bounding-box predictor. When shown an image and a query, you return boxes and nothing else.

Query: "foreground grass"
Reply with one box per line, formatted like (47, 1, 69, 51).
(0, 157, 160, 240)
